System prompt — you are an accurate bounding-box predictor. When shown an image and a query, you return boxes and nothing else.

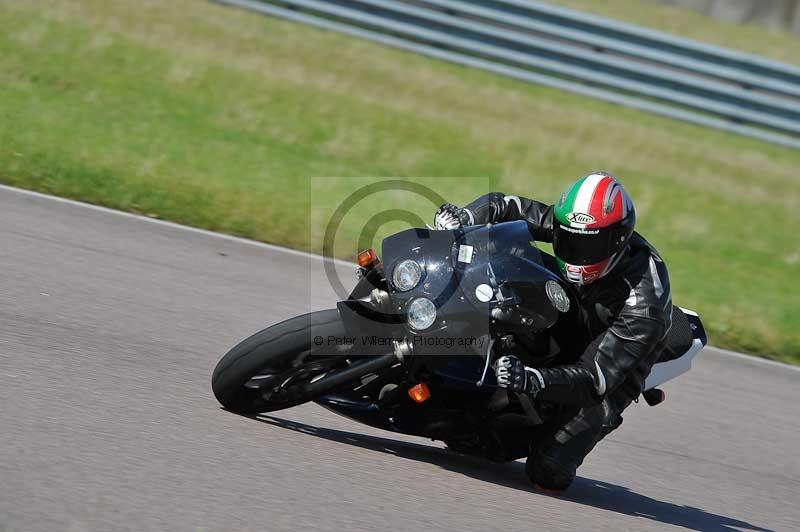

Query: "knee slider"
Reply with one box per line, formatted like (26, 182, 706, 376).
(527, 449, 576, 490)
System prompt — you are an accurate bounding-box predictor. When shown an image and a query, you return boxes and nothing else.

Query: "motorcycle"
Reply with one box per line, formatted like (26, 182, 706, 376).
(212, 221, 706, 474)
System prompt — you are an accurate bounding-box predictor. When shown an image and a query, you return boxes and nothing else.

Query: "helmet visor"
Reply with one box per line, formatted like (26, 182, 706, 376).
(553, 221, 618, 266)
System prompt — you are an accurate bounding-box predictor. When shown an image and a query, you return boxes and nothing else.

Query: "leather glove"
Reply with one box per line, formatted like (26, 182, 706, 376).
(495, 355, 546, 396)
(434, 203, 471, 230)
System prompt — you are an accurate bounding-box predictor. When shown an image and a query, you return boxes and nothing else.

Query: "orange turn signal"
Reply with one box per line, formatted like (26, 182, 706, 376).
(357, 248, 379, 268)
(407, 383, 431, 403)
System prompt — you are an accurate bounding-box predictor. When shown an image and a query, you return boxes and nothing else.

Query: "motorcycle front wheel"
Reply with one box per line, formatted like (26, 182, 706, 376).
(211, 309, 348, 413)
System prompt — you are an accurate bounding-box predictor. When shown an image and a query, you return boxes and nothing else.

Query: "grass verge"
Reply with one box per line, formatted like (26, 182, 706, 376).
(1, 0, 798, 363)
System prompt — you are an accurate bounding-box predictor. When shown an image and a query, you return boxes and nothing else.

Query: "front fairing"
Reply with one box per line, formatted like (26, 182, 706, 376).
(381, 221, 569, 342)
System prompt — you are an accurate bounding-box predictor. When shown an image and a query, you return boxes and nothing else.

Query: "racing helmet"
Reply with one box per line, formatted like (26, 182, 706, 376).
(553, 173, 636, 285)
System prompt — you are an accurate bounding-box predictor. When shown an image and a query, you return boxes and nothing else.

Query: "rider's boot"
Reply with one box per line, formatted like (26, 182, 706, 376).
(526, 389, 632, 490)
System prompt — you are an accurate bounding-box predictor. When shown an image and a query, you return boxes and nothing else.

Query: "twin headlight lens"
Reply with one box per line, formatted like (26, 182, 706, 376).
(407, 297, 437, 330)
(393, 259, 567, 330)
(392, 259, 423, 292)
(392, 260, 436, 329)
(393, 260, 566, 329)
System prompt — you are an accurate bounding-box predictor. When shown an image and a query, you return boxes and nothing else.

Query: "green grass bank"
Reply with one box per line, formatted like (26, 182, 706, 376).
(1, 0, 798, 363)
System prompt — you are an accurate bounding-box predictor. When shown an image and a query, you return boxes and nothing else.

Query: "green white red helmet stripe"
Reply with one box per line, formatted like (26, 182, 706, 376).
(556, 173, 628, 229)
(571, 173, 606, 226)
(588, 177, 615, 227)
(556, 176, 585, 225)
(594, 178, 632, 228)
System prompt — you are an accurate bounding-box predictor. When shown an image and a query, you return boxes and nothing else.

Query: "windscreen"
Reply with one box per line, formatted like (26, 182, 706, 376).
(457, 220, 544, 271)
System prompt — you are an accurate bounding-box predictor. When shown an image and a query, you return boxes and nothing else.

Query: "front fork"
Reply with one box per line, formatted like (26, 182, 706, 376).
(298, 291, 408, 399)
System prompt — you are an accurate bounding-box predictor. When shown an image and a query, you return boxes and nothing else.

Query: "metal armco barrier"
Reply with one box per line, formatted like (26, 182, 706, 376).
(214, 0, 800, 149)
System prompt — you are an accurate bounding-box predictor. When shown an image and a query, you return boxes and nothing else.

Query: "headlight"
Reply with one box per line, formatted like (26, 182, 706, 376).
(407, 297, 437, 330)
(545, 280, 570, 313)
(392, 260, 423, 292)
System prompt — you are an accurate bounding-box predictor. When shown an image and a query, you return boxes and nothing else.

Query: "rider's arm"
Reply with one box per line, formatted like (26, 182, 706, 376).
(525, 255, 673, 406)
(536, 311, 670, 405)
(462, 193, 555, 243)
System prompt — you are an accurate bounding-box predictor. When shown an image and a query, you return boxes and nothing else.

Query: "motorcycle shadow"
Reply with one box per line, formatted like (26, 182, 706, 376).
(252, 413, 773, 532)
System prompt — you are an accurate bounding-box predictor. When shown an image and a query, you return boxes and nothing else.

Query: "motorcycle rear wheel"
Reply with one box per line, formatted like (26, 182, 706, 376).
(211, 309, 347, 413)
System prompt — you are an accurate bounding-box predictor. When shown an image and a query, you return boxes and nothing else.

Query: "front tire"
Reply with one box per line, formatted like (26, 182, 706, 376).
(212, 309, 346, 413)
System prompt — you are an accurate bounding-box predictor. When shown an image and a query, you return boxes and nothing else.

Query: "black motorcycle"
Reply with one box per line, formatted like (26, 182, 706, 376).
(212, 221, 706, 476)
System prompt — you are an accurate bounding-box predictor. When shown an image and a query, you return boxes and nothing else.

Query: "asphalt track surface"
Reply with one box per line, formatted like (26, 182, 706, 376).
(1, 186, 798, 532)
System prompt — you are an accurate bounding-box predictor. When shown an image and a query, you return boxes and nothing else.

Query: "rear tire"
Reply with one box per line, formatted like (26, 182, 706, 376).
(212, 309, 346, 413)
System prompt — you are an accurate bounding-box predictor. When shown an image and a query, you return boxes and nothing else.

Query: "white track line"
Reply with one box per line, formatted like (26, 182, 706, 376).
(2, 183, 797, 371)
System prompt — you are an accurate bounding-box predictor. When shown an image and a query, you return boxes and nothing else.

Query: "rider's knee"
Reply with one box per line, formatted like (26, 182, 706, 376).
(527, 444, 578, 490)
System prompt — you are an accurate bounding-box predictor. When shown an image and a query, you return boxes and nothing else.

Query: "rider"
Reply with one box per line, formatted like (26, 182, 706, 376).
(433, 172, 673, 490)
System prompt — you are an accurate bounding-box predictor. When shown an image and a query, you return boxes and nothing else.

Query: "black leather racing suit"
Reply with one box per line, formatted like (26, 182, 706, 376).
(463, 192, 674, 487)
